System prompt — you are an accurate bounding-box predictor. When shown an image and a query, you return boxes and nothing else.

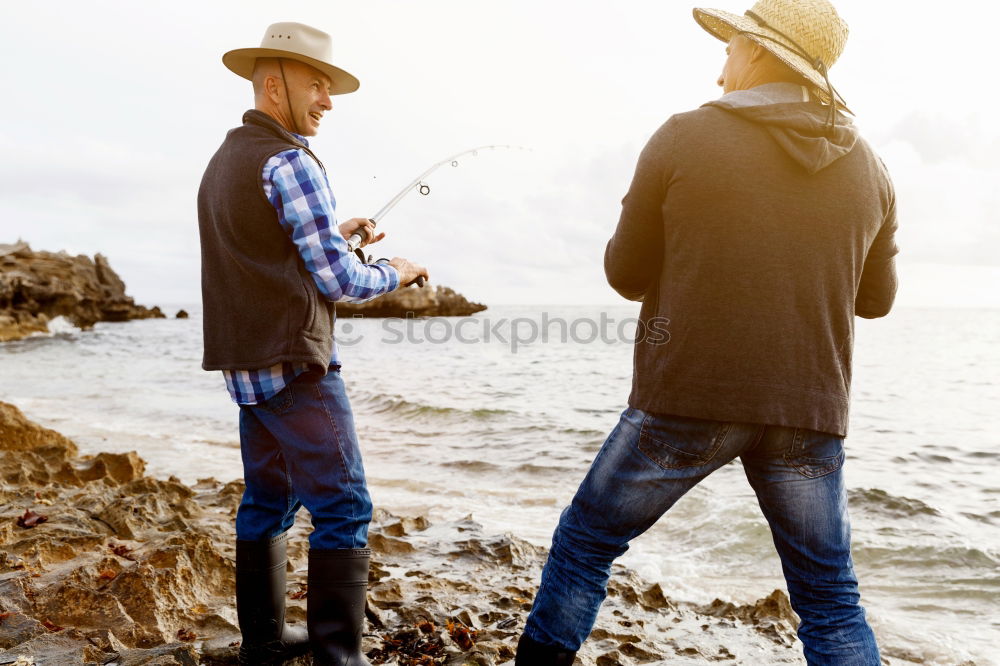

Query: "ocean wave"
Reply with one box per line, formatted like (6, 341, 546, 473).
(962, 510, 1000, 526)
(849, 487, 941, 518)
(440, 459, 503, 473)
(913, 452, 954, 464)
(964, 450, 1000, 461)
(858, 543, 999, 570)
(497, 423, 605, 438)
(193, 438, 241, 450)
(572, 407, 618, 416)
(514, 463, 572, 476)
(356, 393, 513, 422)
(401, 458, 574, 478)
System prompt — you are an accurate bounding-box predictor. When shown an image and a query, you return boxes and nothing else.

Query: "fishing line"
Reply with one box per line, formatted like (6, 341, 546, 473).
(347, 144, 529, 255)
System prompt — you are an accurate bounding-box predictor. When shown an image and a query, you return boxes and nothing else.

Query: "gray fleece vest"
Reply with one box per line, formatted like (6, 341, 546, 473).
(198, 109, 335, 372)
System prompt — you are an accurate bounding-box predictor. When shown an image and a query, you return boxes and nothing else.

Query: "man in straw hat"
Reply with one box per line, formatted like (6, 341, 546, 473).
(516, 1, 896, 663)
(197, 21, 428, 666)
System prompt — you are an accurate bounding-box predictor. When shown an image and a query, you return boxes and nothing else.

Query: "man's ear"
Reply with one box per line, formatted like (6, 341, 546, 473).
(265, 74, 283, 103)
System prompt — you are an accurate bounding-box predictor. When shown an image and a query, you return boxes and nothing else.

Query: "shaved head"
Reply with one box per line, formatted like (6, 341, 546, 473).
(250, 58, 334, 137)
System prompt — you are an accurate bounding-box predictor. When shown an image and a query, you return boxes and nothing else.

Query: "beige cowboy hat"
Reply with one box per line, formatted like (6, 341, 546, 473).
(693, 0, 849, 110)
(223, 21, 360, 95)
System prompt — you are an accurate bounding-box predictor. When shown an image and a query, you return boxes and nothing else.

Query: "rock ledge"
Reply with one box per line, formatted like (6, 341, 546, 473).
(337, 285, 486, 318)
(0, 241, 164, 342)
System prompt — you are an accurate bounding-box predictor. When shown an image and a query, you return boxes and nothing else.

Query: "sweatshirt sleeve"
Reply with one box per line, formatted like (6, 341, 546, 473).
(604, 119, 674, 301)
(855, 182, 899, 319)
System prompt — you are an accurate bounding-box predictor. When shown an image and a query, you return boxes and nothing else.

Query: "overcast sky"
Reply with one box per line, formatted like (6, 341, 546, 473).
(2, 0, 998, 307)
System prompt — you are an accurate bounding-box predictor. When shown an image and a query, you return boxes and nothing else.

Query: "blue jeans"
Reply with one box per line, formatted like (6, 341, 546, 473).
(524, 408, 880, 665)
(235, 368, 372, 549)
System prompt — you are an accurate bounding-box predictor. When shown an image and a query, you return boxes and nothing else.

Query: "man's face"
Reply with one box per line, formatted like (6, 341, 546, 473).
(282, 60, 334, 137)
(717, 34, 754, 93)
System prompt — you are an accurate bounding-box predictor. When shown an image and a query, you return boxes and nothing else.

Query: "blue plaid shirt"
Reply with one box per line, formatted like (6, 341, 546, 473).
(223, 137, 399, 405)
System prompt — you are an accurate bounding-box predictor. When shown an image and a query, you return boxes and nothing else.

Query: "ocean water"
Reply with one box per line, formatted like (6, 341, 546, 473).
(1, 305, 997, 665)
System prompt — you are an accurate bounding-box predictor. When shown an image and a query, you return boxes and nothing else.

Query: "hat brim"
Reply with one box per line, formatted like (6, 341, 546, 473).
(222, 47, 360, 96)
(693, 7, 849, 111)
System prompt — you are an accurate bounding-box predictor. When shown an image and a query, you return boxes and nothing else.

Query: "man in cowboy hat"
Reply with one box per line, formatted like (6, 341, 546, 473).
(197, 21, 428, 666)
(516, 1, 895, 664)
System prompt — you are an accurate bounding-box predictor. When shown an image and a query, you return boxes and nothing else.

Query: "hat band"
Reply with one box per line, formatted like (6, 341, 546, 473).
(744, 10, 827, 73)
(742, 10, 842, 130)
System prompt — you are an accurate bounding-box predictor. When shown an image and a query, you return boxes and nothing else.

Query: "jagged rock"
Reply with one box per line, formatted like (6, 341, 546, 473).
(698, 588, 799, 645)
(0, 628, 109, 665)
(453, 534, 546, 570)
(0, 402, 78, 455)
(336, 285, 486, 317)
(0, 241, 164, 342)
(175, 310, 189, 319)
(115, 642, 200, 665)
(0, 609, 46, 650)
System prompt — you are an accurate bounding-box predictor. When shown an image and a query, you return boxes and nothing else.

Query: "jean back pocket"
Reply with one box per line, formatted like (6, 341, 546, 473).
(783, 429, 845, 479)
(637, 413, 732, 470)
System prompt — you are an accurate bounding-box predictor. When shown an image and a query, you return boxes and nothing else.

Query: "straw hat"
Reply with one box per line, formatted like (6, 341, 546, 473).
(223, 22, 359, 95)
(693, 0, 848, 108)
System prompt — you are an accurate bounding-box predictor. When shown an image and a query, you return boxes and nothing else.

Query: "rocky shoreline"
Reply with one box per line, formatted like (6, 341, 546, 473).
(0, 241, 486, 340)
(0, 242, 165, 343)
(336, 285, 486, 318)
(0, 401, 808, 665)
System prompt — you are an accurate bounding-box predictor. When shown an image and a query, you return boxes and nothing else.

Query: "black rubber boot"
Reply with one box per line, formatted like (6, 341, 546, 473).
(515, 632, 577, 665)
(307, 548, 372, 666)
(235, 532, 310, 665)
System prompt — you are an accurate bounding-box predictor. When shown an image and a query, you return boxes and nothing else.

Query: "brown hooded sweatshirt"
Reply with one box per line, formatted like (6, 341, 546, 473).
(605, 83, 898, 436)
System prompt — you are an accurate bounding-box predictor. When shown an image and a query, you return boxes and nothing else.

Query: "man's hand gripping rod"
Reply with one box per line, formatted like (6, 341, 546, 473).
(348, 145, 524, 287)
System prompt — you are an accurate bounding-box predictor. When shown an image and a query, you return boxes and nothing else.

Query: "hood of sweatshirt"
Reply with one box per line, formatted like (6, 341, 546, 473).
(704, 82, 858, 175)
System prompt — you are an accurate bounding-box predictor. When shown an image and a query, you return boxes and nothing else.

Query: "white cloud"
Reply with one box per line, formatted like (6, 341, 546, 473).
(877, 123, 1000, 267)
(1, 0, 998, 307)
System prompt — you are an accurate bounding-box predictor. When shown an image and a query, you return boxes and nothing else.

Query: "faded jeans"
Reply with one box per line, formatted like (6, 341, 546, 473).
(523, 408, 880, 665)
(235, 368, 372, 549)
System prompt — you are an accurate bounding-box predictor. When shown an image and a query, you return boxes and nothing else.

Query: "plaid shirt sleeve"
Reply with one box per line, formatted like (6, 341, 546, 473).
(263, 149, 399, 303)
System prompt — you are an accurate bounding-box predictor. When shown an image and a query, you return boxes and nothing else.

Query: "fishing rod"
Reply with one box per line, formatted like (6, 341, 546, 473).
(349, 145, 526, 287)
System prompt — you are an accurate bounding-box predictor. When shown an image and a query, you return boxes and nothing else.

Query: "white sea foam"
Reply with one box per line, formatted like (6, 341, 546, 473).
(46, 315, 77, 335)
